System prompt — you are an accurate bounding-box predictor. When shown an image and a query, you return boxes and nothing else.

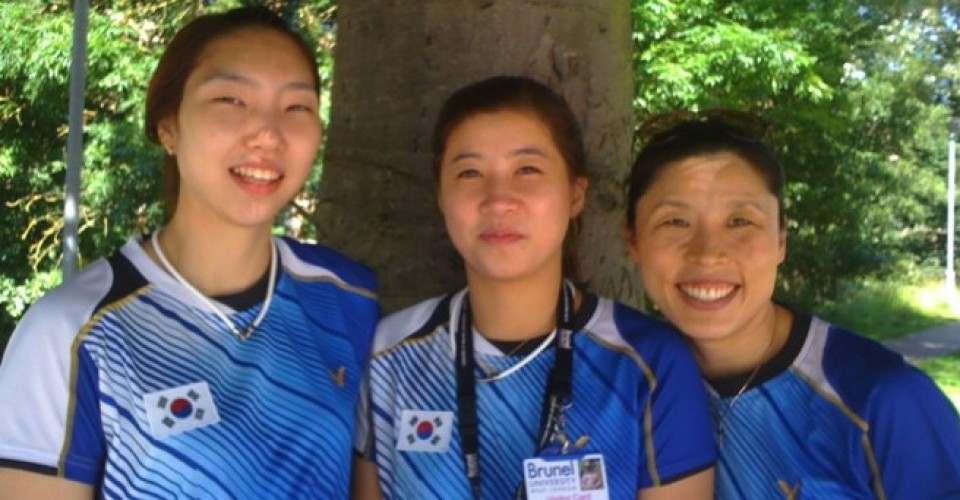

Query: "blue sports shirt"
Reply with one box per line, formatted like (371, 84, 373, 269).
(0, 235, 378, 498)
(355, 288, 716, 499)
(710, 310, 960, 499)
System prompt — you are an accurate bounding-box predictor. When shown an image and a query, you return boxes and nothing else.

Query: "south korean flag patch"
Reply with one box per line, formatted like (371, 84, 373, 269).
(397, 409, 453, 453)
(144, 381, 221, 439)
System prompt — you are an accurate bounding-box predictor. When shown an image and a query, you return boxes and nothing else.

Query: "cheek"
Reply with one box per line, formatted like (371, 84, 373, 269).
(638, 254, 671, 283)
(284, 120, 322, 150)
(181, 116, 233, 149)
(638, 262, 672, 308)
(625, 232, 673, 299)
(742, 234, 784, 264)
(440, 200, 471, 244)
(190, 106, 242, 132)
(637, 230, 682, 261)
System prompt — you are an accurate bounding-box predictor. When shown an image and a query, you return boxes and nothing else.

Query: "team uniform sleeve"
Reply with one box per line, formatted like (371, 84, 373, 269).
(866, 364, 960, 498)
(0, 265, 110, 484)
(642, 331, 717, 488)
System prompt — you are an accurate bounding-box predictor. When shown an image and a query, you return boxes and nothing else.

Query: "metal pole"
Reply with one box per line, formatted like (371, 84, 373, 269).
(948, 129, 957, 297)
(62, 0, 89, 281)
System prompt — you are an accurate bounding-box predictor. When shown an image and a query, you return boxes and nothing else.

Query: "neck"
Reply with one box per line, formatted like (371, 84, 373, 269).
(692, 303, 790, 378)
(148, 217, 274, 296)
(466, 272, 569, 342)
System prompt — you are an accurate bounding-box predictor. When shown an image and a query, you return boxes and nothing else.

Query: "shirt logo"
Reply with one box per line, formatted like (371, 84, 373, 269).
(144, 381, 221, 439)
(778, 479, 800, 499)
(396, 409, 453, 453)
(329, 366, 346, 388)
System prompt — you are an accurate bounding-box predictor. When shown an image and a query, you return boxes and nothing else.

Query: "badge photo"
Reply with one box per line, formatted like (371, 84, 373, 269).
(523, 452, 609, 500)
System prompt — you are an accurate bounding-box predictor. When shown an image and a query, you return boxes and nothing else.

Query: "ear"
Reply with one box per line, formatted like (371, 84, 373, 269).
(157, 118, 179, 154)
(570, 177, 588, 217)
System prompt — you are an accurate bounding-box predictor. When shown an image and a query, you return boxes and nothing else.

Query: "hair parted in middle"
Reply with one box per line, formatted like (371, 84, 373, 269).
(431, 75, 588, 282)
(144, 6, 320, 220)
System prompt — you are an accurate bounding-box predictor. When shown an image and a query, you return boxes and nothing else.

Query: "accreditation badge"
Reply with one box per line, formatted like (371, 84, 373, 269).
(522, 452, 609, 500)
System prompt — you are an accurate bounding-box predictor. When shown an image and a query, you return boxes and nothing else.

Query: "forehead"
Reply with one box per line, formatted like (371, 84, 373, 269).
(449, 110, 550, 140)
(637, 152, 779, 215)
(443, 110, 562, 161)
(190, 28, 313, 81)
(651, 152, 770, 193)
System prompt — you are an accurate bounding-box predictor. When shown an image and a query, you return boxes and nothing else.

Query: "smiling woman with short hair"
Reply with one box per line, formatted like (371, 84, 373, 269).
(624, 114, 960, 499)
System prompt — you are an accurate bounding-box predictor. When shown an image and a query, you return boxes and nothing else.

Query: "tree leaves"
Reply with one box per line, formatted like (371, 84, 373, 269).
(632, 0, 959, 303)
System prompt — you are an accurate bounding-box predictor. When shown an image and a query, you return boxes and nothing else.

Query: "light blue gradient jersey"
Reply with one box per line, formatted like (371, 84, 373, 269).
(355, 289, 716, 499)
(0, 235, 378, 498)
(710, 311, 960, 499)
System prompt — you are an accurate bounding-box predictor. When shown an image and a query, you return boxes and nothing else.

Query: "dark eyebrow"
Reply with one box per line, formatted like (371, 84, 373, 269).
(649, 200, 690, 212)
(728, 199, 769, 212)
(198, 70, 316, 92)
(449, 146, 550, 164)
(449, 151, 483, 164)
(509, 147, 549, 159)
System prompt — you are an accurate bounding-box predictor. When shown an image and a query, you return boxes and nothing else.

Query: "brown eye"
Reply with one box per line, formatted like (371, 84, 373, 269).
(456, 168, 481, 179)
(286, 104, 313, 112)
(663, 217, 689, 228)
(517, 165, 542, 175)
(214, 96, 243, 106)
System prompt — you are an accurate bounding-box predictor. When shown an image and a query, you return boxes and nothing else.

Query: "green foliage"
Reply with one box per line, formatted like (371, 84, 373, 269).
(633, 0, 960, 303)
(807, 278, 958, 341)
(0, 271, 60, 357)
(918, 351, 960, 410)
(633, 0, 832, 113)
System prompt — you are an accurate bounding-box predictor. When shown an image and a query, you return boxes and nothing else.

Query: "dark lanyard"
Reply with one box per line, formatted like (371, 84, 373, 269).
(455, 283, 576, 500)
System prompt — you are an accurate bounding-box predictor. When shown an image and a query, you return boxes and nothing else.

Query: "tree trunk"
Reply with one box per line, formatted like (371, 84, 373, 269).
(317, 0, 640, 313)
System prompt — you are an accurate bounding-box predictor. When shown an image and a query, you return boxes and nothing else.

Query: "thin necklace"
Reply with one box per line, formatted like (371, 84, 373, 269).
(489, 333, 549, 357)
(477, 330, 557, 383)
(503, 337, 533, 357)
(463, 282, 573, 383)
(150, 229, 277, 341)
(716, 326, 778, 446)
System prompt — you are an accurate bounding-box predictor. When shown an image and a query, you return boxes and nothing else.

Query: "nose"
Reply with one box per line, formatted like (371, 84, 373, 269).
(685, 226, 727, 264)
(246, 111, 284, 150)
(479, 174, 519, 213)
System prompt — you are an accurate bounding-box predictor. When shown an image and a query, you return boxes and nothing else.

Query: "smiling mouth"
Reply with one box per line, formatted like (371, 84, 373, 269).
(231, 166, 281, 183)
(678, 284, 737, 302)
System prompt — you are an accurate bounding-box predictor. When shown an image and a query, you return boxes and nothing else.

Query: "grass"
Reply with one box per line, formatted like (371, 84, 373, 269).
(814, 279, 960, 341)
(917, 352, 960, 409)
(818, 278, 960, 409)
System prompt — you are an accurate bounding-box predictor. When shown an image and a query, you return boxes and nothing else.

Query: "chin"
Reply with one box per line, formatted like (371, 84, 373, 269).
(674, 320, 733, 342)
(681, 329, 730, 343)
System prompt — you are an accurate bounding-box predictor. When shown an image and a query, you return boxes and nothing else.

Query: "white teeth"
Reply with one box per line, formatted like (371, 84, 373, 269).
(679, 284, 735, 302)
(231, 166, 280, 182)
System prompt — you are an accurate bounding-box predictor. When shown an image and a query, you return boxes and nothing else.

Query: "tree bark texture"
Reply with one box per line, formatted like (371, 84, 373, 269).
(318, 0, 640, 313)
